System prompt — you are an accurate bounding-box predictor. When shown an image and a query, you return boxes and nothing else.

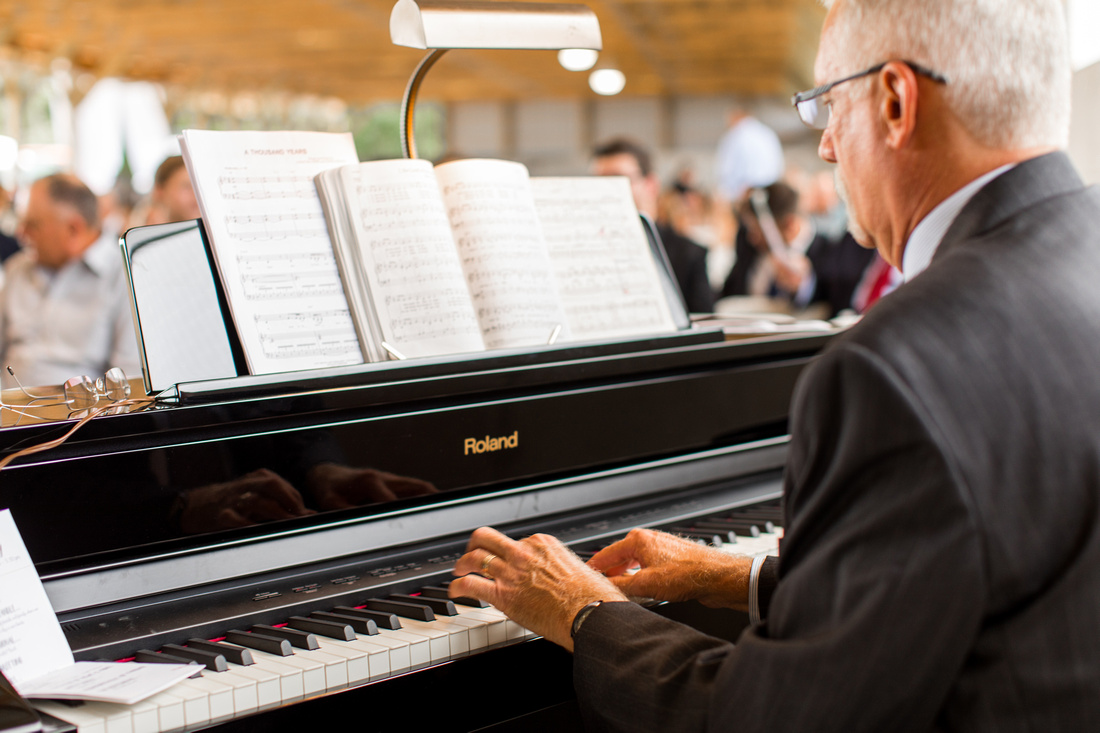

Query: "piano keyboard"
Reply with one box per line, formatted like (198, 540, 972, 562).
(34, 503, 782, 732)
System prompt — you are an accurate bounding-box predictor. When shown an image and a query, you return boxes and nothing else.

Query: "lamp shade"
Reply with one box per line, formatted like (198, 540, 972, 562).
(391, 0, 602, 51)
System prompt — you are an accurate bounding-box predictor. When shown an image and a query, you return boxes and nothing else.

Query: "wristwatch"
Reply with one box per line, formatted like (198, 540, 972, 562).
(571, 600, 605, 638)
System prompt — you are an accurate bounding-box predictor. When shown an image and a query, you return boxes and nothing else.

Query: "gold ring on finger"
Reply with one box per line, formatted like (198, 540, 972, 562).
(481, 552, 498, 579)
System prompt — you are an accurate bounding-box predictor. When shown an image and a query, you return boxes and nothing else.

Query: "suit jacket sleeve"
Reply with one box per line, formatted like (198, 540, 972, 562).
(573, 341, 986, 733)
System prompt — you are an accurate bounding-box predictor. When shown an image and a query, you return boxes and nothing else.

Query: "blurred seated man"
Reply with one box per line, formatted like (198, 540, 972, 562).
(719, 181, 874, 317)
(146, 155, 200, 226)
(592, 138, 715, 314)
(1, 174, 140, 388)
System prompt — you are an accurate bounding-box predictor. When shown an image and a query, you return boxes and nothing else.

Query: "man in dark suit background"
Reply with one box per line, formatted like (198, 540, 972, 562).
(591, 138, 715, 314)
(448, 0, 1100, 730)
(718, 180, 875, 316)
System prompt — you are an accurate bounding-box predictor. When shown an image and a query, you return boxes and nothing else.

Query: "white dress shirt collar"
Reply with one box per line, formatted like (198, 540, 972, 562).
(902, 164, 1016, 281)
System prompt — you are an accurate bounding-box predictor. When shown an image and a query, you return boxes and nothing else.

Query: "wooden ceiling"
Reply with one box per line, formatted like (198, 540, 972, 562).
(0, 0, 826, 105)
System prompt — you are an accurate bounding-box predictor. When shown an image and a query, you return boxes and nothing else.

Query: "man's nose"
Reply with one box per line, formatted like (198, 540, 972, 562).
(818, 127, 837, 164)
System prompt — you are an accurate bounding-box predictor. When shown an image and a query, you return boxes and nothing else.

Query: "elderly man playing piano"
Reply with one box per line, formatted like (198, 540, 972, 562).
(450, 0, 1100, 730)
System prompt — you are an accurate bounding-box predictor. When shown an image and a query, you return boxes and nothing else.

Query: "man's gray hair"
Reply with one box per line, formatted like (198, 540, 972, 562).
(39, 173, 100, 230)
(822, 0, 1070, 150)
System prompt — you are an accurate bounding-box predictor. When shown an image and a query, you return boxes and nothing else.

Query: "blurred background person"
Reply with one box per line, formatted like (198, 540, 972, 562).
(717, 181, 878, 318)
(2, 173, 140, 388)
(144, 155, 200, 226)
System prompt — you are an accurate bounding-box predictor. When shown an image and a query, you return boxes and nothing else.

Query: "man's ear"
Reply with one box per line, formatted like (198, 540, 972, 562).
(878, 61, 919, 150)
(63, 210, 86, 240)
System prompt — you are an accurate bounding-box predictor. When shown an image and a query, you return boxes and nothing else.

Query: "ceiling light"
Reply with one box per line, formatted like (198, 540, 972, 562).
(589, 68, 625, 95)
(558, 48, 598, 72)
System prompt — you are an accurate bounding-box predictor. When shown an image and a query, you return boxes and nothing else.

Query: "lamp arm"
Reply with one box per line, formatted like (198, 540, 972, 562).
(400, 48, 449, 159)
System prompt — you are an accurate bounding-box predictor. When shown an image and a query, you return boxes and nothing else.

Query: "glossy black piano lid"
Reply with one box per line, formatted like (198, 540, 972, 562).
(0, 318, 830, 581)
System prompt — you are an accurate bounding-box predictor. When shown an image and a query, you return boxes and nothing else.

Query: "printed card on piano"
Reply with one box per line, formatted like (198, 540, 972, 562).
(315, 158, 678, 361)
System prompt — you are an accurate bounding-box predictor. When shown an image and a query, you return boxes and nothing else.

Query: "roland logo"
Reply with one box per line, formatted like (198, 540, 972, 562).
(464, 430, 519, 456)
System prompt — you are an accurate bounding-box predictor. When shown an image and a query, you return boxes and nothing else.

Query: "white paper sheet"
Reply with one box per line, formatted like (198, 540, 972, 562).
(0, 510, 73, 689)
(20, 662, 197, 705)
(180, 130, 364, 374)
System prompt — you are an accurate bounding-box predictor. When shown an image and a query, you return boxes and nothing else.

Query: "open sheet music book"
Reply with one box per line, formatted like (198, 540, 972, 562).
(316, 157, 677, 362)
(181, 129, 678, 374)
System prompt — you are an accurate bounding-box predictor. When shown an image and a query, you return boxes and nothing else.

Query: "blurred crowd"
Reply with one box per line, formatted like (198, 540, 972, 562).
(0, 110, 892, 391)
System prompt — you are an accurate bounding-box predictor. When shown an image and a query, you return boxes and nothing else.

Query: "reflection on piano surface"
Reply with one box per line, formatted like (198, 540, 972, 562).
(0, 330, 831, 731)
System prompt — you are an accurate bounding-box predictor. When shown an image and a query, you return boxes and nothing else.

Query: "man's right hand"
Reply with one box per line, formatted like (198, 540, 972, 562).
(588, 528, 754, 610)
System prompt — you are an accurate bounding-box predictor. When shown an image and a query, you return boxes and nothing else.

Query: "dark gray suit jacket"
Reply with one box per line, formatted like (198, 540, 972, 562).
(574, 152, 1100, 732)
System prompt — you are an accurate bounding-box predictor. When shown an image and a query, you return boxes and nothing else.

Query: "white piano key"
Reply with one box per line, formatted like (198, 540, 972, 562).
(33, 701, 109, 733)
(137, 690, 186, 732)
(292, 647, 347, 686)
(160, 677, 210, 727)
(401, 616, 469, 657)
(235, 649, 308, 700)
(310, 638, 370, 684)
(123, 698, 161, 733)
(456, 606, 508, 646)
(338, 633, 396, 677)
(177, 675, 234, 721)
(376, 628, 432, 668)
(219, 663, 282, 709)
(252, 649, 326, 695)
(354, 630, 412, 673)
(384, 620, 451, 662)
(444, 613, 490, 650)
(198, 668, 259, 716)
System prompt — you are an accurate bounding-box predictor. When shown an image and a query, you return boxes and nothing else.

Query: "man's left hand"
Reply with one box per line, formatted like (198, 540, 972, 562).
(450, 526, 628, 652)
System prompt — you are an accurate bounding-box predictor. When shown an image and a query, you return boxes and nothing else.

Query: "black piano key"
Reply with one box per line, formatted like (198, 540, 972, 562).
(388, 593, 458, 616)
(419, 585, 489, 609)
(728, 508, 784, 524)
(332, 606, 403, 630)
(134, 650, 203, 677)
(669, 528, 725, 546)
(311, 611, 378, 636)
(286, 616, 355, 641)
(225, 630, 293, 656)
(691, 520, 760, 537)
(716, 518, 776, 533)
(691, 517, 766, 534)
(252, 624, 320, 650)
(186, 638, 254, 666)
(160, 643, 228, 672)
(364, 598, 435, 622)
(675, 526, 737, 543)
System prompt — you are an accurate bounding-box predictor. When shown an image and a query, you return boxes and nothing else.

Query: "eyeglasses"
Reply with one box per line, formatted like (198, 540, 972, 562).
(792, 60, 950, 130)
(5, 366, 132, 412)
(0, 366, 155, 471)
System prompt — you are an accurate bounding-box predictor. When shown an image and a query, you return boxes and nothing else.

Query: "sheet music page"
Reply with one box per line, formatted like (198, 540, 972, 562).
(530, 176, 677, 339)
(329, 159, 485, 359)
(180, 130, 364, 374)
(435, 159, 570, 350)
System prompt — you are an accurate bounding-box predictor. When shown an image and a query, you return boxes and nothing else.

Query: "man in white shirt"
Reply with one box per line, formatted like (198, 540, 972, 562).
(2, 174, 140, 389)
(713, 110, 785, 203)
